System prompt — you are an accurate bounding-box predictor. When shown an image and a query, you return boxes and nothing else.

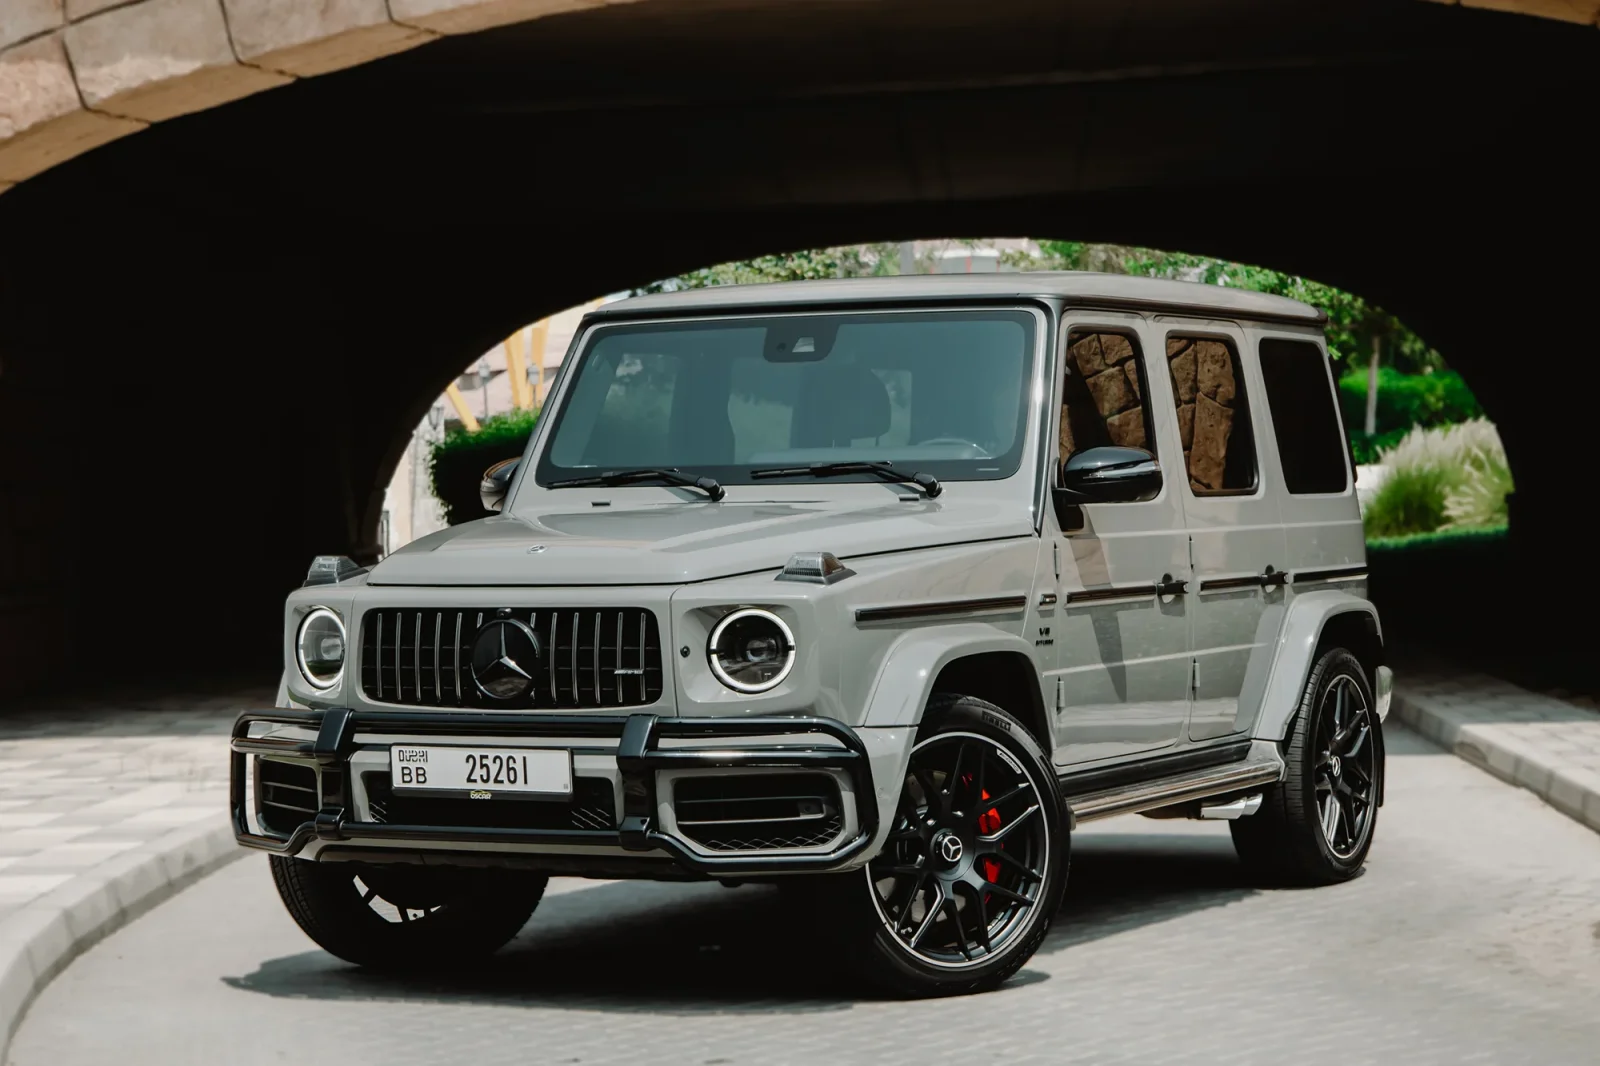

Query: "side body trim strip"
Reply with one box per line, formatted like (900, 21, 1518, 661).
(854, 595, 1028, 625)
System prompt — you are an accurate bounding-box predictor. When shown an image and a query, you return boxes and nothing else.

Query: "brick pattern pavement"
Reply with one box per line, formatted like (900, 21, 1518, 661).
(0, 689, 261, 922)
(14, 724, 1600, 1066)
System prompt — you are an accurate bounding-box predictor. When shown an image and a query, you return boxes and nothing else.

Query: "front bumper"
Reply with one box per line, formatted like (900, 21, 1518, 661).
(230, 707, 879, 877)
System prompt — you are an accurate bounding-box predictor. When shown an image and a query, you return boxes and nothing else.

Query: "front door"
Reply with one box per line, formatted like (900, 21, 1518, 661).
(1046, 313, 1192, 767)
(1155, 321, 1288, 741)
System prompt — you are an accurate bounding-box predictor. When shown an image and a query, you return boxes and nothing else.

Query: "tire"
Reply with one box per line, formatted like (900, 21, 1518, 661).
(795, 694, 1069, 997)
(1231, 647, 1383, 885)
(270, 856, 547, 969)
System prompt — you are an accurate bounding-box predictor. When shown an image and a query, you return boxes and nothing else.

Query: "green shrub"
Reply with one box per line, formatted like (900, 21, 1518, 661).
(1361, 418, 1512, 540)
(428, 408, 538, 526)
(1338, 367, 1481, 437)
(1348, 427, 1408, 466)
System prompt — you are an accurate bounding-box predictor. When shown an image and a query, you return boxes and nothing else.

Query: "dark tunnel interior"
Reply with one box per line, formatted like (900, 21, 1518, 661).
(1, 0, 1596, 699)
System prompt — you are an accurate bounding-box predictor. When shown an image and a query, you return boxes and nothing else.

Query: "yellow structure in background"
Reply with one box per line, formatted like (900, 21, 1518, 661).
(495, 299, 604, 411)
(443, 383, 480, 432)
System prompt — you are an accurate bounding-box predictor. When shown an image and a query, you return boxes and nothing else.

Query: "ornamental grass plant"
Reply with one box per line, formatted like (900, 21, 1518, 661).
(1362, 418, 1512, 539)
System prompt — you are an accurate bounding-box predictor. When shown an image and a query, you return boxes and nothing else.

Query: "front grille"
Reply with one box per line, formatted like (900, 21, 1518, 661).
(359, 607, 664, 709)
(362, 772, 615, 831)
(673, 774, 845, 852)
(256, 757, 318, 836)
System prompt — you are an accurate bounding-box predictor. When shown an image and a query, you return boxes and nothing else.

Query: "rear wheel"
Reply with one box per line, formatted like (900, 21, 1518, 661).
(270, 856, 546, 969)
(801, 694, 1068, 997)
(1231, 647, 1382, 885)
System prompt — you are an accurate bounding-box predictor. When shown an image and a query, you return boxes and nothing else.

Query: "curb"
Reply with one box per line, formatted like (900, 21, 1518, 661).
(1394, 689, 1600, 835)
(0, 818, 246, 1057)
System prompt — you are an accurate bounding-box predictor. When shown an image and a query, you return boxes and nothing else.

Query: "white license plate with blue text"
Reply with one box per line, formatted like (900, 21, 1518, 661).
(389, 745, 573, 797)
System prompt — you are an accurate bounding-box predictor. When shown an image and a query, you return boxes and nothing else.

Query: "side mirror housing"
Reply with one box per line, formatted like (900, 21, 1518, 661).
(480, 457, 520, 513)
(1055, 446, 1162, 507)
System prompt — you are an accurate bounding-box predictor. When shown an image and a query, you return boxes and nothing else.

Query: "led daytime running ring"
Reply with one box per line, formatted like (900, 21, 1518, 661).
(707, 608, 796, 693)
(295, 606, 346, 691)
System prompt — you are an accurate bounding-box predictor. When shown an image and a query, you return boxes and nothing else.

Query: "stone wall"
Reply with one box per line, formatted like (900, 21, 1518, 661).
(1166, 337, 1238, 492)
(1061, 331, 1147, 458)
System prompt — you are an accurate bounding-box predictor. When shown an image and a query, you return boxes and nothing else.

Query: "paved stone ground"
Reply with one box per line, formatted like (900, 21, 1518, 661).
(0, 687, 258, 919)
(12, 724, 1600, 1066)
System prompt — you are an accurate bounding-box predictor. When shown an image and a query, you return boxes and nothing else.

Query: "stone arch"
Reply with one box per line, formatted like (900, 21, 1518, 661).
(0, 0, 633, 190)
(1, 0, 1596, 193)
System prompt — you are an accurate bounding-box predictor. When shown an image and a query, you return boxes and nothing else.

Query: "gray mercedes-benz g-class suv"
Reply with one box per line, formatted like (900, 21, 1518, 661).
(236, 272, 1392, 996)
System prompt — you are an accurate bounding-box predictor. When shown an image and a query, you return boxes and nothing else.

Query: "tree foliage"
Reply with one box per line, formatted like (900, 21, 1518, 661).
(636, 243, 904, 293)
(643, 238, 1446, 380)
(1033, 241, 1442, 377)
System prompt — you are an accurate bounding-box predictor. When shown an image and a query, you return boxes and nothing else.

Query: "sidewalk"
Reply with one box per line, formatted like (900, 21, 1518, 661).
(0, 685, 264, 1053)
(1394, 667, 1600, 834)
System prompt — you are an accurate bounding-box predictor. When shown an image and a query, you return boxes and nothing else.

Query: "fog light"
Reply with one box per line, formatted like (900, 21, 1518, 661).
(707, 609, 796, 693)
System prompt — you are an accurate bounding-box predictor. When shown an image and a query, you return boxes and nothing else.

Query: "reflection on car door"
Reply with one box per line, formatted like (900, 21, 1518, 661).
(1158, 323, 1288, 742)
(1047, 315, 1193, 767)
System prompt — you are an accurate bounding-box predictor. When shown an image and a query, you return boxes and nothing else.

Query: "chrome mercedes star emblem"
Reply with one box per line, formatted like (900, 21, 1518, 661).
(934, 830, 964, 865)
(470, 619, 542, 700)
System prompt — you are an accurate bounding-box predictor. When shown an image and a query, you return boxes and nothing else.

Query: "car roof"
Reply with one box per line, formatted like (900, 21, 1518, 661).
(589, 271, 1325, 325)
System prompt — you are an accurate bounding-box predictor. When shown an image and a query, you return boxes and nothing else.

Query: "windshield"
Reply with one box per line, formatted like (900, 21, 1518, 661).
(535, 308, 1037, 488)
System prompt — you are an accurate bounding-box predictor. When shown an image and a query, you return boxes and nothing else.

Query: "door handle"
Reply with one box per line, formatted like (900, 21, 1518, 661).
(1155, 573, 1188, 597)
(1260, 565, 1288, 588)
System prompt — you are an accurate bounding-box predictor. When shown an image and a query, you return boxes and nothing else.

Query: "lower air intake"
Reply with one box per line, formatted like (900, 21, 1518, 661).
(256, 757, 318, 836)
(673, 773, 844, 852)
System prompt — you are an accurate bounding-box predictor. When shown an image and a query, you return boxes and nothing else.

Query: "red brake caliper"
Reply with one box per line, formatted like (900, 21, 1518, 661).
(976, 788, 1002, 884)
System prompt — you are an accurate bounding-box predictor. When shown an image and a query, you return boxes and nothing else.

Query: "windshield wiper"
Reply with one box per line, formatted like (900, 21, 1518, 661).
(545, 467, 725, 500)
(749, 460, 942, 498)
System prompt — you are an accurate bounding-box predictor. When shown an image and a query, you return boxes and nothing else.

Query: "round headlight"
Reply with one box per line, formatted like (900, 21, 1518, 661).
(295, 607, 346, 690)
(707, 608, 796, 693)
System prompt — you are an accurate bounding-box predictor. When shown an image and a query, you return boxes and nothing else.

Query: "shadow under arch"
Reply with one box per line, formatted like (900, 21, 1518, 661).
(0, 0, 1593, 700)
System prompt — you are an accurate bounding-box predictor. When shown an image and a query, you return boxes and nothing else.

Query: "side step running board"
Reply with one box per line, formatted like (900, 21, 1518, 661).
(1066, 742, 1284, 825)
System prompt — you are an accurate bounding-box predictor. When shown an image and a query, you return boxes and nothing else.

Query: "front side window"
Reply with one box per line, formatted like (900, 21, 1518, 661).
(1164, 334, 1257, 495)
(1059, 329, 1153, 460)
(537, 309, 1037, 486)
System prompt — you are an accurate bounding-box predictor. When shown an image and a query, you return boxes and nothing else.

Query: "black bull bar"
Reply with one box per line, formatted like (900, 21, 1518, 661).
(230, 707, 879, 875)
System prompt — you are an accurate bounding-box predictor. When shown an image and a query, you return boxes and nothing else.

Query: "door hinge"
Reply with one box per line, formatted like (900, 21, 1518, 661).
(1052, 540, 1060, 580)
(1055, 676, 1066, 712)
(1190, 659, 1201, 697)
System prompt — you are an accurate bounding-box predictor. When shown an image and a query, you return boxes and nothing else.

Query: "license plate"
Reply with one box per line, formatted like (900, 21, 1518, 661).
(389, 746, 573, 798)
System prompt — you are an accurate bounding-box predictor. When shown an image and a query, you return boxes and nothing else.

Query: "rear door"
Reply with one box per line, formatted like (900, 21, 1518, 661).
(1046, 312, 1193, 766)
(1154, 319, 1288, 742)
(1252, 328, 1365, 595)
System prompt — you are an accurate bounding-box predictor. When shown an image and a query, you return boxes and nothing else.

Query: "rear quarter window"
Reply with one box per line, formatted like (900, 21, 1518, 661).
(1258, 338, 1350, 494)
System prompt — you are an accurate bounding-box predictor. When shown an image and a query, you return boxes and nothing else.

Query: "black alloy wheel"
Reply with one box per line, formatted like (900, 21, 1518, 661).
(788, 694, 1067, 997)
(1231, 647, 1383, 885)
(1313, 670, 1378, 859)
(868, 729, 1051, 967)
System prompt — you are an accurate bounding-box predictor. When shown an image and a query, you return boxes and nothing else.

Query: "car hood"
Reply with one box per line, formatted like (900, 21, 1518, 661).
(367, 496, 1033, 586)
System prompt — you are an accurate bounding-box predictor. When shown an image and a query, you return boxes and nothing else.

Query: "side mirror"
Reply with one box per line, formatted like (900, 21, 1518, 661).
(1057, 446, 1162, 504)
(479, 458, 520, 513)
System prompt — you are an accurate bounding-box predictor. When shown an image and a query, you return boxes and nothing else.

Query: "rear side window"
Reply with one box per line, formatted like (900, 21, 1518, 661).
(1164, 335, 1257, 495)
(1258, 338, 1350, 494)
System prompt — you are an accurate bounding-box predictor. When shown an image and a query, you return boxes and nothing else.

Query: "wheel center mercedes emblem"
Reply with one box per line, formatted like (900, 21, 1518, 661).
(934, 830, 964, 866)
(1330, 755, 1342, 778)
(470, 618, 542, 700)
